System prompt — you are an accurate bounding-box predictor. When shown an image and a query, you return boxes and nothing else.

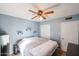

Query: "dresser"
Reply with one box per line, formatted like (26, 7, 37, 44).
(0, 33, 9, 56)
(1, 43, 9, 56)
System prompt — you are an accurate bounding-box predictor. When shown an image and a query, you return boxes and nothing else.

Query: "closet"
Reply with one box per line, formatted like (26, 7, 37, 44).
(61, 21, 79, 55)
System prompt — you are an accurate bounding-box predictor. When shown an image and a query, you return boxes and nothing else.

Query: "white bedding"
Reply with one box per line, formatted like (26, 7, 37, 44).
(18, 37, 40, 56)
(18, 37, 58, 56)
(29, 40, 58, 56)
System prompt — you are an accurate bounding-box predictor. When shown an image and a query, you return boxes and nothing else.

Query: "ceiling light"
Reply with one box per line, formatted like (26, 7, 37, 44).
(39, 16, 43, 20)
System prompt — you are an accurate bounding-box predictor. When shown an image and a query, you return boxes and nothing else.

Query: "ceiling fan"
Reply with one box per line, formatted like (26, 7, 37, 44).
(29, 4, 60, 20)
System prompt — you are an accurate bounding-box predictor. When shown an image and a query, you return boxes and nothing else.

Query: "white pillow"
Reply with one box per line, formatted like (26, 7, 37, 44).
(18, 37, 38, 47)
(18, 37, 39, 55)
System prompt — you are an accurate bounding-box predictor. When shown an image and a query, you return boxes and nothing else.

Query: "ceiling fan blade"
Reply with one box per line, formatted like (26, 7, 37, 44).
(29, 10, 37, 14)
(44, 4, 61, 11)
(41, 16, 46, 19)
(44, 11, 54, 14)
(32, 16, 38, 19)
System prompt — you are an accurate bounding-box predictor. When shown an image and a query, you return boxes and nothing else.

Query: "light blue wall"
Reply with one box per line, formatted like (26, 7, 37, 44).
(0, 14, 40, 54)
(40, 14, 79, 44)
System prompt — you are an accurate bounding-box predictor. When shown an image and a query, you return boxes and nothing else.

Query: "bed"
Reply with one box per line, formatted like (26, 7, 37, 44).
(17, 37, 58, 56)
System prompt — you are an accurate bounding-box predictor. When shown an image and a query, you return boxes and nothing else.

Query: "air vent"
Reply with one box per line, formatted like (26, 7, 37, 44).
(65, 17, 72, 20)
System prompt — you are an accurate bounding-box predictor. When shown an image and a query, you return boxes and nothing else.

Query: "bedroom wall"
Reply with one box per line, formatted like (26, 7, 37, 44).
(0, 14, 40, 54)
(40, 14, 79, 44)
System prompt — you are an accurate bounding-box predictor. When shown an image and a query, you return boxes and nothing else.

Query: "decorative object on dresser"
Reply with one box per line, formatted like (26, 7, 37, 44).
(26, 27, 31, 31)
(17, 30, 23, 35)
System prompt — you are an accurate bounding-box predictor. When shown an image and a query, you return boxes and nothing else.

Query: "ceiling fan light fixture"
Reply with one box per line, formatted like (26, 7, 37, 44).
(39, 16, 43, 20)
(29, 4, 60, 20)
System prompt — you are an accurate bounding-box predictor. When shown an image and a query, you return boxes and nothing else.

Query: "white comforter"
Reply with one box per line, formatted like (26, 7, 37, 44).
(29, 40, 58, 56)
(18, 37, 58, 56)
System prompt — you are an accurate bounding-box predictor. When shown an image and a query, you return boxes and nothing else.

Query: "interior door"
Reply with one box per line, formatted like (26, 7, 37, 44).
(61, 21, 79, 52)
(40, 24, 50, 39)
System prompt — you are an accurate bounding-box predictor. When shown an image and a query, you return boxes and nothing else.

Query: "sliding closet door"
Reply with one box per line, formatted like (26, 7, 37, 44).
(40, 24, 50, 39)
(61, 21, 79, 52)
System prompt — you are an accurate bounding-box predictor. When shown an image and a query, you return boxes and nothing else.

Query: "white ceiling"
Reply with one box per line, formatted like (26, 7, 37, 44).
(0, 3, 79, 22)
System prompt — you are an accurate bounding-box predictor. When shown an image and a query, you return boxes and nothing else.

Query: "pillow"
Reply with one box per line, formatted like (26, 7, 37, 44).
(18, 37, 39, 55)
(17, 37, 38, 46)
